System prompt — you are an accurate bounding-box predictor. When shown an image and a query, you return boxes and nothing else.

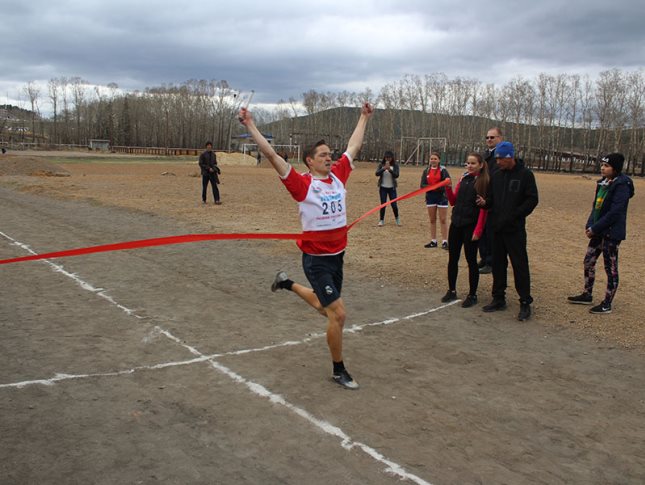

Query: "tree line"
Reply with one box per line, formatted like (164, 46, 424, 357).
(2, 69, 643, 175)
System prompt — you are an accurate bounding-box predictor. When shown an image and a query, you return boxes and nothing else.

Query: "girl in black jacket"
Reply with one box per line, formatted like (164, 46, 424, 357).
(441, 153, 489, 307)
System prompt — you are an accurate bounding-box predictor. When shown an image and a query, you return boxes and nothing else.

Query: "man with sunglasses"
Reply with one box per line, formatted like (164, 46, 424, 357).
(478, 127, 503, 274)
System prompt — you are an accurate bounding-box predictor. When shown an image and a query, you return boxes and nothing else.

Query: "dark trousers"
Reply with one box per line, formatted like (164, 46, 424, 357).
(202, 174, 220, 202)
(491, 229, 533, 304)
(378, 187, 399, 220)
(447, 223, 479, 295)
(478, 220, 493, 266)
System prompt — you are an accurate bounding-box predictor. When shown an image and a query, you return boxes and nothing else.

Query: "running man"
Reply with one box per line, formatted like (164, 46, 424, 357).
(238, 102, 374, 389)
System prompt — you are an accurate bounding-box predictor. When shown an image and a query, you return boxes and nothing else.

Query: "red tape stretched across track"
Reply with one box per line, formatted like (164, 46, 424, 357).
(0, 179, 449, 266)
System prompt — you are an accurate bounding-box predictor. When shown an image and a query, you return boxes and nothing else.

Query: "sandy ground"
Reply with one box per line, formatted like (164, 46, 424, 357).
(1, 152, 643, 349)
(1, 152, 644, 484)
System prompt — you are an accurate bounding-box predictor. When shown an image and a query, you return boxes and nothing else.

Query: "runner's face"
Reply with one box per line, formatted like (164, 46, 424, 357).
(308, 145, 333, 176)
(465, 156, 481, 175)
(430, 155, 440, 167)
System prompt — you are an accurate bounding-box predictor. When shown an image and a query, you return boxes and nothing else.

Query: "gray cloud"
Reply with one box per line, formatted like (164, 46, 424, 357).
(2, 0, 643, 108)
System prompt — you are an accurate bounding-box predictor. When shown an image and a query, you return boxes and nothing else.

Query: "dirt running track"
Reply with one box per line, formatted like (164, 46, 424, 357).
(0, 186, 644, 484)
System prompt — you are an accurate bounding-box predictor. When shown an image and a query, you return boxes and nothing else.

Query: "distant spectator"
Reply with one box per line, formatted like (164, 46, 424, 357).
(421, 152, 450, 249)
(198, 141, 221, 204)
(375, 150, 401, 226)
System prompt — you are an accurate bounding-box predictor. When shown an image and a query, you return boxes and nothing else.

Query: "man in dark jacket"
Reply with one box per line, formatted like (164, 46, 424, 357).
(478, 127, 503, 274)
(567, 153, 634, 314)
(199, 141, 221, 204)
(477, 141, 539, 321)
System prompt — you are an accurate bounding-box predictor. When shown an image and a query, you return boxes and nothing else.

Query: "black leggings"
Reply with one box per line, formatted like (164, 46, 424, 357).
(447, 223, 479, 295)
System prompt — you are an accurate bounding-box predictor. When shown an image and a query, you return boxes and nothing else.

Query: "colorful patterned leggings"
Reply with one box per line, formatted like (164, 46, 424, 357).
(584, 236, 620, 305)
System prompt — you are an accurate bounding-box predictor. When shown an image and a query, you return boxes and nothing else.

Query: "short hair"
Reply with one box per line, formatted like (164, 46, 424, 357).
(205, 141, 213, 147)
(487, 127, 502, 137)
(430, 151, 441, 159)
(302, 139, 328, 166)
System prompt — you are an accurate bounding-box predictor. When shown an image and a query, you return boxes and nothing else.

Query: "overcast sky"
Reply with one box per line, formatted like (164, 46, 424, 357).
(2, 0, 644, 111)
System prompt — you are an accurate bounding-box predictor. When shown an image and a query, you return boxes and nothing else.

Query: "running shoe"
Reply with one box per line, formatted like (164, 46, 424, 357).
(567, 293, 593, 305)
(377, 220, 384, 227)
(589, 302, 612, 314)
(271, 271, 289, 292)
(441, 241, 449, 250)
(424, 240, 438, 248)
(332, 370, 359, 390)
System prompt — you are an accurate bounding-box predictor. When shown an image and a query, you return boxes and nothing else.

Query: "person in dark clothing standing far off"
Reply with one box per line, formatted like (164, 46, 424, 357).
(476, 141, 538, 321)
(567, 153, 634, 314)
(478, 127, 503, 274)
(199, 141, 221, 204)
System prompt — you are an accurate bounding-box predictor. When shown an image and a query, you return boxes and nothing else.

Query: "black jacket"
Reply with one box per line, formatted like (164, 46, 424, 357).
(484, 148, 499, 177)
(375, 162, 400, 188)
(586, 174, 634, 241)
(451, 173, 480, 228)
(199, 150, 220, 180)
(484, 163, 538, 233)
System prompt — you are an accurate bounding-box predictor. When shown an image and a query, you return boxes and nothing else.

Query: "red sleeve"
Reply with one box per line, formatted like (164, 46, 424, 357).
(280, 166, 311, 202)
(446, 182, 459, 206)
(474, 209, 488, 239)
(330, 153, 352, 185)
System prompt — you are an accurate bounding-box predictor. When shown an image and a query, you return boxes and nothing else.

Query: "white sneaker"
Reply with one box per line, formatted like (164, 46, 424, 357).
(377, 220, 384, 227)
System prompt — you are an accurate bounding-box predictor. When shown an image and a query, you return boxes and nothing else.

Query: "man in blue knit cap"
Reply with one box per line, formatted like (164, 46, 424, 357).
(476, 141, 539, 321)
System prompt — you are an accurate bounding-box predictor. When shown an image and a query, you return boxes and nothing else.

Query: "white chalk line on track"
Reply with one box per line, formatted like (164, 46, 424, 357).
(0, 231, 445, 485)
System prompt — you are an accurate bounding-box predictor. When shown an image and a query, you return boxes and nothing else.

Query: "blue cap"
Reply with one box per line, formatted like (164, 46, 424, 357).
(495, 141, 515, 159)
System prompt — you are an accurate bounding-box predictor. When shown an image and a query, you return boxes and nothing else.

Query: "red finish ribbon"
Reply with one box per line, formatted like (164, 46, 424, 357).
(0, 179, 449, 265)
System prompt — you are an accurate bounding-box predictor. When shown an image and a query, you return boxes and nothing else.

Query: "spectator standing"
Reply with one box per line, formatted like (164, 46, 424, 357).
(198, 141, 221, 204)
(567, 153, 634, 314)
(421, 152, 450, 249)
(478, 127, 503, 273)
(476, 141, 538, 321)
(375, 150, 401, 226)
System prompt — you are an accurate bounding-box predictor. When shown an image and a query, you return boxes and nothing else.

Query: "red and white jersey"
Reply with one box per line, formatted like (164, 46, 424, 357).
(280, 153, 353, 255)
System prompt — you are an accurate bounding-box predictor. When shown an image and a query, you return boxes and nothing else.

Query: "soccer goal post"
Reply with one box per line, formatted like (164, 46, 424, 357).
(242, 144, 301, 164)
(416, 137, 448, 165)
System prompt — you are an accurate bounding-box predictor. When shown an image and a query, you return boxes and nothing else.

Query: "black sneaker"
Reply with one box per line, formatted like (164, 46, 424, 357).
(441, 290, 457, 303)
(518, 303, 532, 321)
(424, 241, 438, 248)
(589, 302, 612, 314)
(461, 294, 477, 308)
(271, 271, 289, 292)
(332, 370, 359, 390)
(567, 293, 593, 305)
(441, 241, 449, 250)
(482, 299, 507, 312)
(479, 265, 492, 274)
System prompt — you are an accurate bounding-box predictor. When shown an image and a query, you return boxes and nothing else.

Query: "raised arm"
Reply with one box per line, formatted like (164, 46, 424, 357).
(345, 103, 374, 161)
(238, 108, 290, 177)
